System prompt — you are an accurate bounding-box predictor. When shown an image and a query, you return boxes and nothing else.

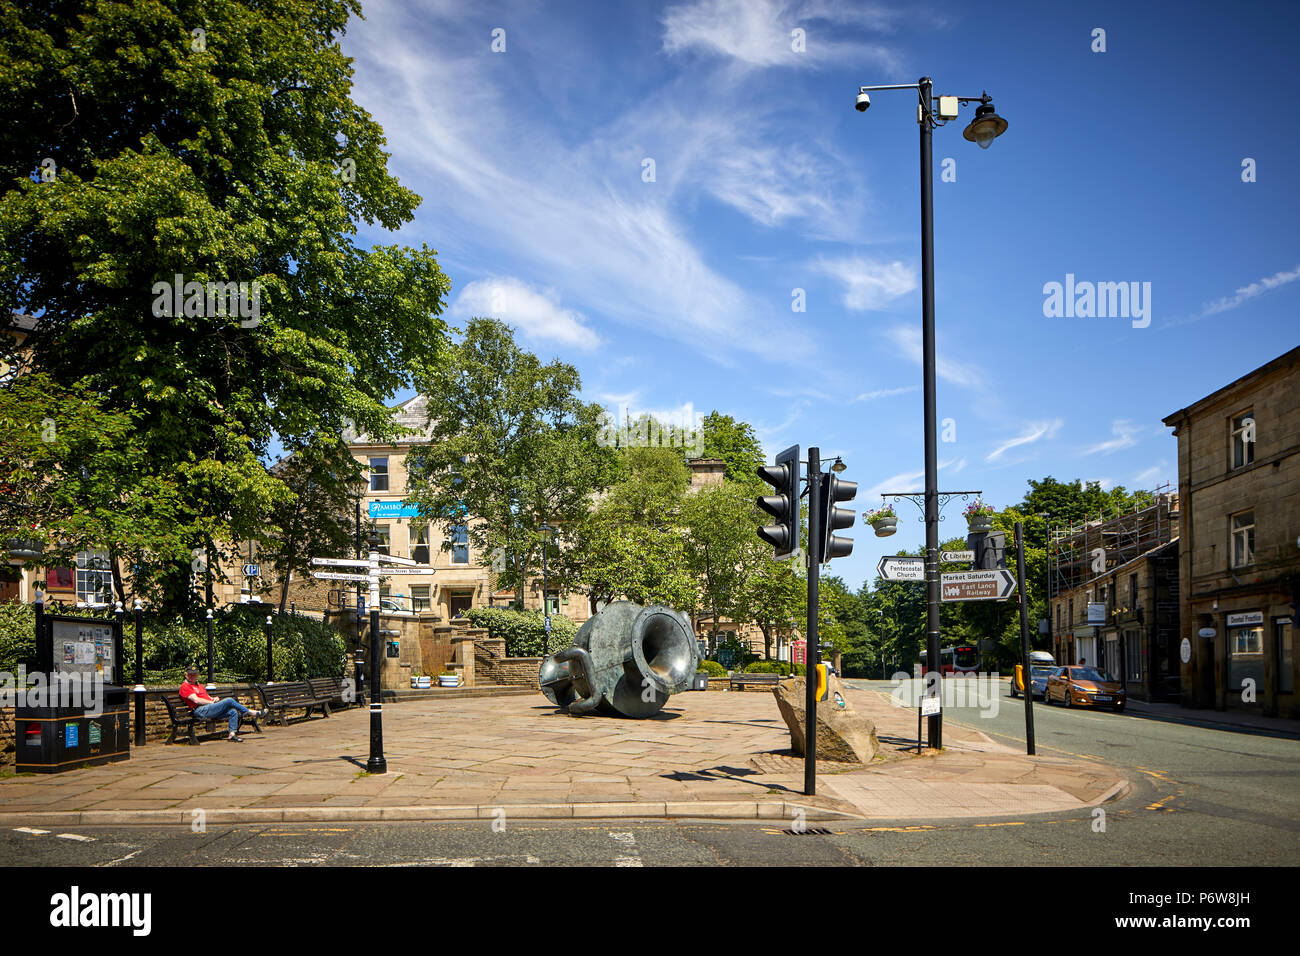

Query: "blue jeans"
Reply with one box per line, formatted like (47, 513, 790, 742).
(193, 698, 252, 735)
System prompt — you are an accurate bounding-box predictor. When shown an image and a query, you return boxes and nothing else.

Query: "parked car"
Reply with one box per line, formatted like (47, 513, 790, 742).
(1045, 665, 1126, 712)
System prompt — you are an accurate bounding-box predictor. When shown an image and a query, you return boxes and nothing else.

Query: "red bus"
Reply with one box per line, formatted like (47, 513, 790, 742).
(919, 644, 980, 675)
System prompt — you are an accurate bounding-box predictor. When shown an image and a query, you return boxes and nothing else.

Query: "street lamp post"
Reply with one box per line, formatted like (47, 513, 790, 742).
(854, 77, 1007, 749)
(540, 521, 552, 657)
(877, 608, 887, 679)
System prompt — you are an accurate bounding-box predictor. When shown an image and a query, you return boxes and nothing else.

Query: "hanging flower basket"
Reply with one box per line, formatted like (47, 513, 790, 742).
(865, 507, 898, 537)
(964, 499, 995, 533)
(6, 538, 44, 560)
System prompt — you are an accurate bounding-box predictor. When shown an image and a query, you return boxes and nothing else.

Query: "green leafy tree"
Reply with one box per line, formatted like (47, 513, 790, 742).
(0, 0, 451, 610)
(0, 371, 190, 604)
(699, 411, 765, 484)
(577, 447, 695, 611)
(679, 481, 755, 644)
(404, 318, 618, 606)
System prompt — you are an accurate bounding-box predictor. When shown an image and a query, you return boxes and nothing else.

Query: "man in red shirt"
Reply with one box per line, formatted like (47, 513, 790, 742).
(179, 666, 267, 742)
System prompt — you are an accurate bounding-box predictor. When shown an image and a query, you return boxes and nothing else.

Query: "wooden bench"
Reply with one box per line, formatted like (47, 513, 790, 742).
(305, 676, 353, 709)
(728, 672, 783, 692)
(257, 681, 331, 725)
(163, 689, 264, 745)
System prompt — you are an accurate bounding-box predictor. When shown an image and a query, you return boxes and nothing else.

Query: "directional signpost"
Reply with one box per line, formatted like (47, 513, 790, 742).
(242, 563, 259, 577)
(308, 551, 435, 773)
(940, 550, 974, 563)
(877, 555, 925, 582)
(939, 569, 1016, 602)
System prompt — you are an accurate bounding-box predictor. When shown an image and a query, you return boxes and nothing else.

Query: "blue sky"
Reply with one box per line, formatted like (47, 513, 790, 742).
(341, 0, 1300, 591)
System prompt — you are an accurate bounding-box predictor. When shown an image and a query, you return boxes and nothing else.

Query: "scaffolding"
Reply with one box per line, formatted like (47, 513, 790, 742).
(1047, 484, 1179, 599)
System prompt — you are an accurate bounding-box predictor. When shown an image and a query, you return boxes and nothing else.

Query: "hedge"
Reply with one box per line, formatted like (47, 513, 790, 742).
(0, 601, 346, 683)
(462, 606, 576, 657)
(697, 659, 727, 677)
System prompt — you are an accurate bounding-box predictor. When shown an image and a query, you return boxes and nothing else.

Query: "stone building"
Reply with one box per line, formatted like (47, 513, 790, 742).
(1162, 346, 1300, 717)
(1048, 493, 1181, 700)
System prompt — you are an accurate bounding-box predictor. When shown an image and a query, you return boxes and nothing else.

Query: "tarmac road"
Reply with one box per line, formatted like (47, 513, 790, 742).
(2, 679, 1295, 866)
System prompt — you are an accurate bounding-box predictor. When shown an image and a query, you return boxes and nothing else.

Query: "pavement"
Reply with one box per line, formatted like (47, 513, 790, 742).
(1119, 697, 1300, 738)
(0, 682, 1128, 826)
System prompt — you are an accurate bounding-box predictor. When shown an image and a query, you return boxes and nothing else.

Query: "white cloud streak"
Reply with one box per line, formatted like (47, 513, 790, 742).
(813, 256, 917, 311)
(453, 277, 600, 350)
(1083, 420, 1141, 456)
(985, 419, 1064, 463)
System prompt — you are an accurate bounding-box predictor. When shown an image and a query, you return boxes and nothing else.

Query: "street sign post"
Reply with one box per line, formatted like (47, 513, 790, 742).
(940, 550, 975, 563)
(311, 571, 371, 583)
(939, 569, 1016, 601)
(877, 555, 925, 582)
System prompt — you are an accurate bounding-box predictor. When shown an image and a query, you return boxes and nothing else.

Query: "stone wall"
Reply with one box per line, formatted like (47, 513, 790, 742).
(0, 682, 287, 770)
(475, 638, 541, 688)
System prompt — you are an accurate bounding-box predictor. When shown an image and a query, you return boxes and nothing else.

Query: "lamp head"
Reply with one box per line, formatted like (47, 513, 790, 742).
(963, 100, 1007, 149)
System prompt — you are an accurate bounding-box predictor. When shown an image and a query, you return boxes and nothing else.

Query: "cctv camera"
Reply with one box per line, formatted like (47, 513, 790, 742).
(855, 91, 871, 112)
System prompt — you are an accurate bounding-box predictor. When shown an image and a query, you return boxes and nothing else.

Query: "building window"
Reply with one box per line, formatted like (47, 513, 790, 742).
(75, 551, 113, 605)
(1231, 626, 1262, 656)
(1230, 510, 1254, 568)
(1231, 411, 1255, 469)
(374, 524, 390, 555)
(450, 524, 468, 564)
(413, 525, 430, 565)
(1129, 574, 1138, 607)
(1068, 599, 1074, 626)
(1125, 631, 1142, 681)
(411, 585, 431, 612)
(1277, 619, 1294, 695)
(369, 457, 389, 492)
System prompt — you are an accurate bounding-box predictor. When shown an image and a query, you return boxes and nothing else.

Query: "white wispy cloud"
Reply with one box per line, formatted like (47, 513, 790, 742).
(1133, 463, 1169, 487)
(884, 325, 985, 389)
(344, 4, 819, 368)
(863, 457, 965, 497)
(453, 277, 600, 350)
(812, 256, 917, 311)
(854, 385, 918, 402)
(1083, 420, 1141, 455)
(1201, 264, 1300, 316)
(661, 0, 904, 71)
(985, 419, 1064, 463)
(1162, 263, 1300, 329)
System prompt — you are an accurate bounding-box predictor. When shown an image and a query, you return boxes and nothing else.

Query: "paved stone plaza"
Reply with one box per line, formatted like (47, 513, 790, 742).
(0, 685, 1126, 825)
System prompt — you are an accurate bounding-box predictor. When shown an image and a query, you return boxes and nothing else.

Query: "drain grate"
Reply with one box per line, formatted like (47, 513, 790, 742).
(782, 827, 833, 836)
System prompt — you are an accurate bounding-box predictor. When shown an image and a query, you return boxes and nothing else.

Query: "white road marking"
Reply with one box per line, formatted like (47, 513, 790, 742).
(99, 849, 144, 867)
(609, 831, 643, 866)
(56, 833, 95, 842)
(14, 827, 50, 835)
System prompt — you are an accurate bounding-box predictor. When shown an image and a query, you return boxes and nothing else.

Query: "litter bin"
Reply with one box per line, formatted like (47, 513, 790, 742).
(691, 672, 710, 691)
(15, 686, 131, 773)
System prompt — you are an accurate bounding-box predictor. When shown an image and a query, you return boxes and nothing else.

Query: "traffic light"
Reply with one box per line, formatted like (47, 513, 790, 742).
(757, 444, 800, 560)
(820, 473, 857, 562)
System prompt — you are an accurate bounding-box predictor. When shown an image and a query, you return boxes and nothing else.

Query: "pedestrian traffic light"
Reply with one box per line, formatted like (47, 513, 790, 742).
(820, 473, 857, 562)
(757, 444, 800, 560)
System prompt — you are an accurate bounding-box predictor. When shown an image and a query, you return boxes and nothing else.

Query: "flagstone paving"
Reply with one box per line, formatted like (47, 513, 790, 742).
(0, 684, 1126, 822)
